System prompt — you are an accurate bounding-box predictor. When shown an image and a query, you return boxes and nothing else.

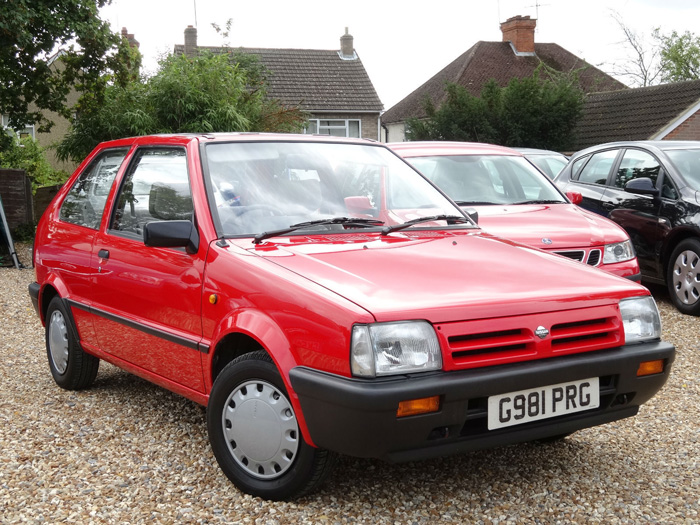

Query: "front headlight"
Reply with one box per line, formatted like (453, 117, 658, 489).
(620, 296, 661, 343)
(350, 321, 442, 377)
(603, 240, 635, 263)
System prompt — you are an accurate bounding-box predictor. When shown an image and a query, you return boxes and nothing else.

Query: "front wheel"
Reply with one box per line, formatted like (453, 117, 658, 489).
(667, 238, 700, 316)
(45, 296, 100, 389)
(207, 351, 335, 500)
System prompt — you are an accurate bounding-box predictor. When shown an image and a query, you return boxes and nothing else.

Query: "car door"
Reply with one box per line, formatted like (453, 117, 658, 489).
(51, 147, 130, 349)
(90, 146, 207, 393)
(603, 148, 665, 278)
(566, 149, 620, 217)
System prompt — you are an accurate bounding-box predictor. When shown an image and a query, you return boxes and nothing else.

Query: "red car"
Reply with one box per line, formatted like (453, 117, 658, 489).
(29, 134, 673, 500)
(390, 141, 640, 281)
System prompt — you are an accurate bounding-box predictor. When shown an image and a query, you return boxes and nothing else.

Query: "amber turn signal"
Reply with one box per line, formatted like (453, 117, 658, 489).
(209, 294, 218, 305)
(396, 396, 440, 418)
(637, 359, 664, 376)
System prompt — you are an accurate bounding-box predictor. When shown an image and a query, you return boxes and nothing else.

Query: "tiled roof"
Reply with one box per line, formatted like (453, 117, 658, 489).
(573, 79, 700, 150)
(174, 44, 383, 113)
(381, 41, 626, 124)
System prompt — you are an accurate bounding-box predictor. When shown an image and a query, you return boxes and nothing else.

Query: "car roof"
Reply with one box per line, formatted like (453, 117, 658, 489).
(96, 133, 381, 150)
(387, 141, 522, 157)
(573, 140, 700, 158)
(512, 147, 568, 157)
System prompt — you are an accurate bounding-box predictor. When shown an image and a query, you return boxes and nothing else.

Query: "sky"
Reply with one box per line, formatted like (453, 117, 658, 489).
(101, 0, 700, 110)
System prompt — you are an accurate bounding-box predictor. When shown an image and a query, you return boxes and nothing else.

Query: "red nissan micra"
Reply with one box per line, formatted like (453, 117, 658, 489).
(29, 134, 673, 500)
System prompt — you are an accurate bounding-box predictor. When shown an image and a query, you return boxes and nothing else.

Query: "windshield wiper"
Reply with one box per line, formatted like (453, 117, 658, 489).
(253, 217, 384, 244)
(381, 214, 471, 235)
(454, 200, 497, 206)
(511, 199, 564, 205)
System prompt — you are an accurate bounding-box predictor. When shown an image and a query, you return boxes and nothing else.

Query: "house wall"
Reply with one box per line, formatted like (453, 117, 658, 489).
(664, 109, 700, 140)
(382, 122, 406, 143)
(310, 112, 380, 141)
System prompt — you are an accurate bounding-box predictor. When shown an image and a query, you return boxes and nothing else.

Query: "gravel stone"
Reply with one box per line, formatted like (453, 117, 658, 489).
(2, 243, 698, 523)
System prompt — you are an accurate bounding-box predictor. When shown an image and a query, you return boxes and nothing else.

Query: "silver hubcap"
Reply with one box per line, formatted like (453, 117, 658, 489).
(222, 380, 299, 479)
(672, 249, 700, 306)
(48, 310, 69, 374)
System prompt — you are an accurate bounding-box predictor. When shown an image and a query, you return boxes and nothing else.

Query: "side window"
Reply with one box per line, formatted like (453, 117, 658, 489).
(614, 149, 661, 189)
(661, 173, 679, 200)
(111, 148, 192, 236)
(576, 150, 618, 185)
(59, 148, 129, 229)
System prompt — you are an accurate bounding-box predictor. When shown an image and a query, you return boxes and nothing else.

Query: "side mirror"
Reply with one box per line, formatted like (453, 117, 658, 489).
(345, 196, 373, 214)
(144, 220, 199, 254)
(462, 207, 479, 224)
(566, 191, 583, 205)
(625, 177, 659, 196)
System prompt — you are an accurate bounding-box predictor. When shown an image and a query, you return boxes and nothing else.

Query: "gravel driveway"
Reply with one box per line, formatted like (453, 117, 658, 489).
(2, 245, 698, 524)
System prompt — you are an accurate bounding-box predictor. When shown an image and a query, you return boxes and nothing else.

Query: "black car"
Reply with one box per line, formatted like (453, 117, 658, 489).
(555, 141, 700, 316)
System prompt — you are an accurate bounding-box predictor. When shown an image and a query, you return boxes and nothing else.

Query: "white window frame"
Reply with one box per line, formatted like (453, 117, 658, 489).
(1, 114, 35, 140)
(305, 118, 361, 138)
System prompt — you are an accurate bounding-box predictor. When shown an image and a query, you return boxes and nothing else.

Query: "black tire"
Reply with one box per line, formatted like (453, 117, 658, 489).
(207, 350, 336, 500)
(667, 238, 700, 316)
(45, 296, 100, 390)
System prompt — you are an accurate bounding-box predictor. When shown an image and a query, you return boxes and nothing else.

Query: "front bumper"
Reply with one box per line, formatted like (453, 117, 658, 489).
(290, 341, 674, 462)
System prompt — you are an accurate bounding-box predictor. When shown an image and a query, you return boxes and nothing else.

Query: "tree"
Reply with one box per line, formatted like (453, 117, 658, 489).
(0, 1, 135, 152)
(406, 66, 584, 151)
(609, 11, 661, 87)
(57, 52, 307, 161)
(656, 29, 700, 83)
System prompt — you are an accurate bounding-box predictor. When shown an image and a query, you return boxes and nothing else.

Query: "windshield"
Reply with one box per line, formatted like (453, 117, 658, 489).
(407, 155, 567, 205)
(526, 154, 568, 179)
(204, 141, 468, 237)
(665, 148, 700, 191)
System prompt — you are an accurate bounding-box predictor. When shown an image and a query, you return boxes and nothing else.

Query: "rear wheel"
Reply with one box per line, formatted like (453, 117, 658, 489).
(45, 296, 99, 389)
(667, 238, 700, 315)
(207, 350, 335, 500)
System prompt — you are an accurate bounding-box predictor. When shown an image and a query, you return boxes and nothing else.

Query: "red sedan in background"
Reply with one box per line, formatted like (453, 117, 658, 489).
(390, 141, 641, 281)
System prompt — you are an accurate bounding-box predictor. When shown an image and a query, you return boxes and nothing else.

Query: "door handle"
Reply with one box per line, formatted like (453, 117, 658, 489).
(98, 249, 110, 260)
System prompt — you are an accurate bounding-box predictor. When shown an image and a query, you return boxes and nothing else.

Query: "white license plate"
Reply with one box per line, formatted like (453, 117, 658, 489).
(487, 377, 600, 430)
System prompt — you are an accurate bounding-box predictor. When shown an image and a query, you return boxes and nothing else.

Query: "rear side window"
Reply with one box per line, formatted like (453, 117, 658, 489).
(614, 149, 661, 188)
(576, 150, 618, 185)
(59, 148, 129, 229)
(111, 148, 192, 236)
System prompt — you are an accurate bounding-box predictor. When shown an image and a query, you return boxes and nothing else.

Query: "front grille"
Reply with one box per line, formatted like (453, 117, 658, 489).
(586, 249, 602, 266)
(437, 305, 624, 371)
(555, 250, 585, 262)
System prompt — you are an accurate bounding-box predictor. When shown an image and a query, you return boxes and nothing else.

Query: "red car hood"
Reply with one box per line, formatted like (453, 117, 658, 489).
(473, 203, 629, 250)
(235, 231, 645, 323)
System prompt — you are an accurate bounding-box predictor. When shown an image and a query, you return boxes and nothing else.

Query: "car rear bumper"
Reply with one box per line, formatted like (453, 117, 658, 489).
(28, 282, 40, 317)
(289, 341, 674, 462)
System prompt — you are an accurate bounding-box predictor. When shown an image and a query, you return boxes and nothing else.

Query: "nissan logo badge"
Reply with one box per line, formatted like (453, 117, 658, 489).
(535, 326, 549, 339)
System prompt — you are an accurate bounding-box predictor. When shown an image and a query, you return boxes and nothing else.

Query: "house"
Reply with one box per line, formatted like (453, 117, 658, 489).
(573, 79, 700, 150)
(381, 15, 626, 143)
(175, 27, 383, 140)
(1, 28, 140, 173)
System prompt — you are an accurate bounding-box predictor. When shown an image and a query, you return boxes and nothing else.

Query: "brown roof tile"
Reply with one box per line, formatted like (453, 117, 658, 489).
(174, 44, 383, 112)
(381, 41, 625, 124)
(573, 79, 700, 149)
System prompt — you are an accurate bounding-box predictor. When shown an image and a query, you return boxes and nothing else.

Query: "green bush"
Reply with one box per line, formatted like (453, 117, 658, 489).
(0, 136, 69, 191)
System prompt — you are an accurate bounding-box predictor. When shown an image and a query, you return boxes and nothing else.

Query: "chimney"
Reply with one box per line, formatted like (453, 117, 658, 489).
(500, 15, 537, 54)
(339, 27, 355, 60)
(121, 27, 140, 48)
(184, 25, 198, 57)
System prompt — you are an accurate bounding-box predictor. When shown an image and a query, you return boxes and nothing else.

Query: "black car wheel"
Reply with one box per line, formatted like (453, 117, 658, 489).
(668, 238, 700, 315)
(45, 296, 100, 389)
(207, 350, 336, 500)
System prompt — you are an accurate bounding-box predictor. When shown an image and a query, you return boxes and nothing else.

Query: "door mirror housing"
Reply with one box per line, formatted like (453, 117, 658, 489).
(144, 220, 199, 254)
(625, 177, 659, 196)
(566, 191, 583, 205)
